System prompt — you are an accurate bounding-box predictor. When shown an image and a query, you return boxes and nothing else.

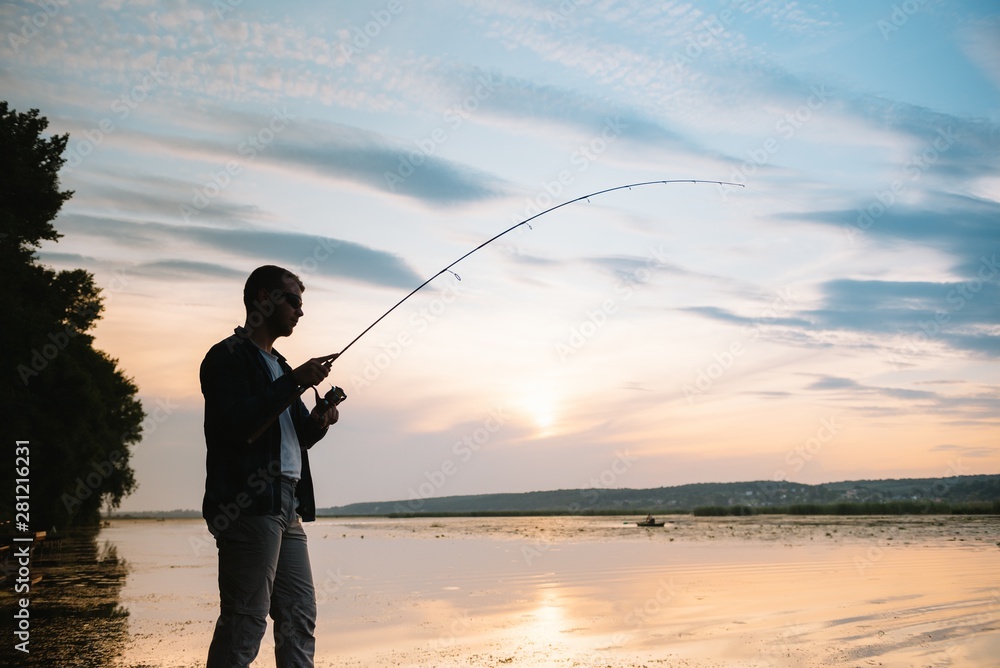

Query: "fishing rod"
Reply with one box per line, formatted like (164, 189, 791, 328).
(246, 178, 744, 444)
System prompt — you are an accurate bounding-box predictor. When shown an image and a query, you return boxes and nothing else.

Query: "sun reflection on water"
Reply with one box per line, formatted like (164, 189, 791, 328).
(529, 586, 566, 635)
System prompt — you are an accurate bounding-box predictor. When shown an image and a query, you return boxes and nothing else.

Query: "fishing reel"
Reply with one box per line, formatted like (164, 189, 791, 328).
(313, 385, 347, 411)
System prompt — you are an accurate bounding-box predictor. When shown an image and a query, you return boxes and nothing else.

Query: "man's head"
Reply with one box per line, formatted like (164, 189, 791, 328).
(243, 265, 305, 339)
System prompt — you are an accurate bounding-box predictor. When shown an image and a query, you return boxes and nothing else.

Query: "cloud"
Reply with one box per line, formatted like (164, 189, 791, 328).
(747, 390, 793, 399)
(130, 259, 247, 281)
(804, 375, 1000, 423)
(57, 213, 423, 288)
(761, 189, 1000, 358)
(801, 194, 1000, 273)
(807, 278, 1000, 354)
(265, 119, 506, 205)
(682, 305, 813, 329)
(806, 376, 860, 391)
(479, 72, 708, 153)
(67, 173, 275, 224)
(90, 112, 508, 207)
(839, 97, 1000, 181)
(959, 16, 1000, 93)
(584, 254, 694, 281)
(34, 251, 246, 286)
(930, 444, 994, 458)
(733, 0, 840, 34)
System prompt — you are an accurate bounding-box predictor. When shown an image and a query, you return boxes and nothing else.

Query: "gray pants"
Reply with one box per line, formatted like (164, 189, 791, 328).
(207, 479, 316, 668)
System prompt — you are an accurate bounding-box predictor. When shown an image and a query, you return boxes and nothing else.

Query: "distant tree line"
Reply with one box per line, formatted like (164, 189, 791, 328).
(323, 474, 1000, 517)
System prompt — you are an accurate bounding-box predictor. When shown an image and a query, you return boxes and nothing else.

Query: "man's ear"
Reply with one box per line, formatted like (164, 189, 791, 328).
(257, 287, 271, 306)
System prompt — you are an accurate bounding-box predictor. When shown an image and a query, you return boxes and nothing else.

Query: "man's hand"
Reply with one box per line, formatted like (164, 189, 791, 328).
(310, 402, 339, 429)
(292, 354, 338, 387)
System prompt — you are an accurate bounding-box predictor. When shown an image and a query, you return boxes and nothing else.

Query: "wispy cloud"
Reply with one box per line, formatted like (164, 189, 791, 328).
(805, 374, 1000, 424)
(266, 119, 506, 205)
(57, 213, 423, 288)
(794, 194, 1000, 273)
(930, 444, 994, 458)
(682, 305, 813, 329)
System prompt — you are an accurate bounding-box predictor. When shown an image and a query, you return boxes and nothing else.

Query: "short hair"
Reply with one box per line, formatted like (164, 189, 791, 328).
(243, 265, 304, 312)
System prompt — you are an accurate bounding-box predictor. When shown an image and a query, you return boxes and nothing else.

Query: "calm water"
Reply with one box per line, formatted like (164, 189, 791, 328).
(20, 515, 1000, 667)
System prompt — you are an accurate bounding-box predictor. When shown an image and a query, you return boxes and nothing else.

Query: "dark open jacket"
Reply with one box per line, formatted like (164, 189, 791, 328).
(200, 330, 327, 531)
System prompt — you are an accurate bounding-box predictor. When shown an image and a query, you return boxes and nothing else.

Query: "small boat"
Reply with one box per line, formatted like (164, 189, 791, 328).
(636, 519, 665, 527)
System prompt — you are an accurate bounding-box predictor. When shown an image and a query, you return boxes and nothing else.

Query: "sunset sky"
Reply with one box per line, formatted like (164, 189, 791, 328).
(3, 0, 998, 512)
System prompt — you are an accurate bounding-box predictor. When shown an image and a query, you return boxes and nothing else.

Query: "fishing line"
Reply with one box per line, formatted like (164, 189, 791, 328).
(246, 178, 744, 443)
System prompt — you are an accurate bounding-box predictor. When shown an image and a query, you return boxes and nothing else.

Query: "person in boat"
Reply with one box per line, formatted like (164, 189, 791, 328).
(201, 265, 340, 668)
(644, 514, 655, 524)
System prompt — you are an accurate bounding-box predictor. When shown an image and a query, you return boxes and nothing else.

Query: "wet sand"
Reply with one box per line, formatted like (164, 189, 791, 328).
(30, 515, 1000, 666)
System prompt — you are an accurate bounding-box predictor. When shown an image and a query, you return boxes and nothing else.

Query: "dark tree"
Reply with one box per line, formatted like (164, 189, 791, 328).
(1, 101, 145, 530)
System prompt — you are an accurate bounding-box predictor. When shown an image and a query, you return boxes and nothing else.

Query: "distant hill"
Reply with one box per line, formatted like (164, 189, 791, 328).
(104, 475, 1000, 519)
(319, 474, 1000, 516)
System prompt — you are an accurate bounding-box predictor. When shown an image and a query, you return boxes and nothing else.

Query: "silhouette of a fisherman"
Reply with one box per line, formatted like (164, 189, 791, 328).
(201, 265, 340, 667)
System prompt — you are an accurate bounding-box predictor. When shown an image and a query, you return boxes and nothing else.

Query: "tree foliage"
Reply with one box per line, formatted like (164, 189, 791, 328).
(1, 101, 145, 530)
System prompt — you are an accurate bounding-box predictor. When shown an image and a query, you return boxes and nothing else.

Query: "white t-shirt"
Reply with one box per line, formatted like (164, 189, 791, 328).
(257, 348, 302, 481)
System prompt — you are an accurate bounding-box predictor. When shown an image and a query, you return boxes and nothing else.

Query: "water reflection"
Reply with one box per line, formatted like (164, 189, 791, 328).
(101, 515, 1000, 667)
(0, 527, 130, 667)
(528, 587, 565, 636)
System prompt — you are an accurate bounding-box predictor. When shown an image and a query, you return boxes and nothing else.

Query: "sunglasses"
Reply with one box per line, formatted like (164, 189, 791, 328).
(280, 292, 303, 309)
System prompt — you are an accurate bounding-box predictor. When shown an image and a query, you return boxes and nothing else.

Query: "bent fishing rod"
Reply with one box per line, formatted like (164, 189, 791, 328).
(246, 178, 744, 444)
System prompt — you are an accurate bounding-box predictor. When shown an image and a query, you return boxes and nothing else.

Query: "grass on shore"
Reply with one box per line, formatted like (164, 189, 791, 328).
(691, 500, 1000, 516)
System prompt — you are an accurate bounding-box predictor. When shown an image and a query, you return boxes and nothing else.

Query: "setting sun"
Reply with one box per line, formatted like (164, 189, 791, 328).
(517, 384, 561, 437)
